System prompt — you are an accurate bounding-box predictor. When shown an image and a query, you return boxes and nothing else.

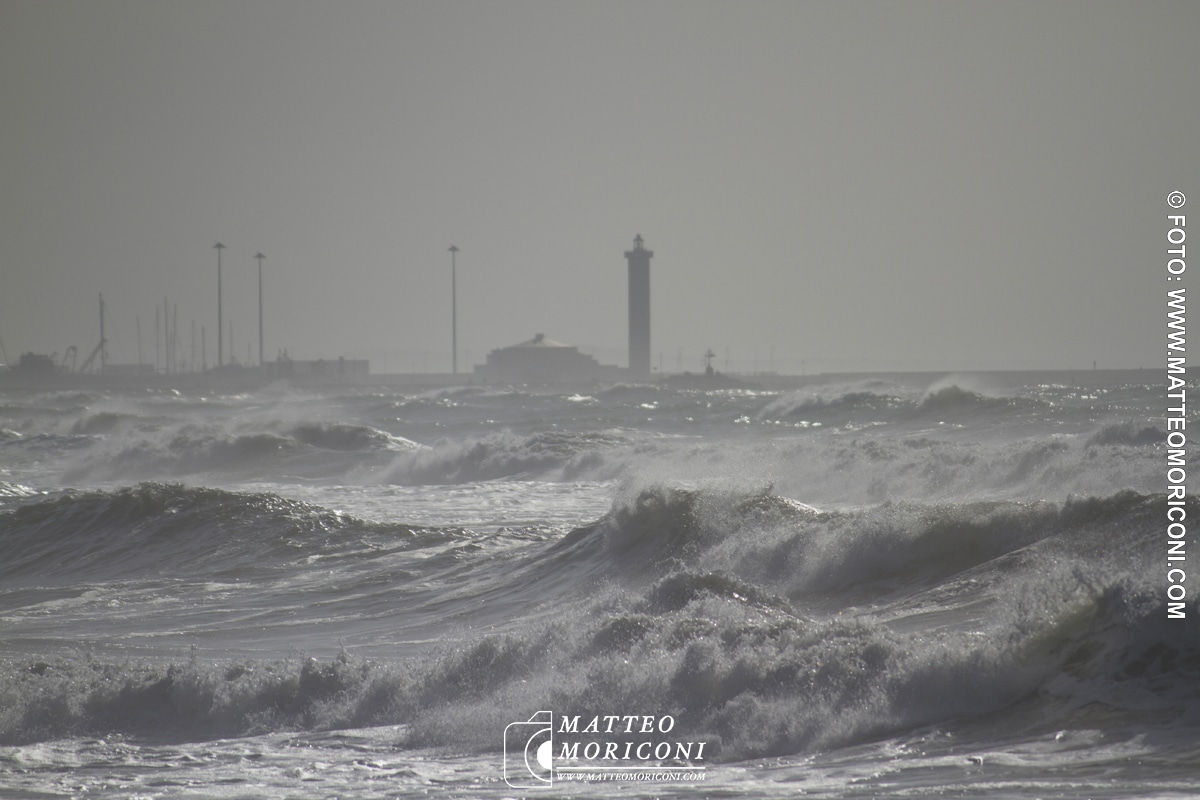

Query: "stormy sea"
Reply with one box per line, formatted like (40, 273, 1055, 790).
(1, 370, 1196, 798)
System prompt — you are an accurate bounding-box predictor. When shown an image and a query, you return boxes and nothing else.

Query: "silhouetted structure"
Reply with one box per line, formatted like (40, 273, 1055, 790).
(214, 242, 226, 366)
(14, 352, 57, 377)
(256, 252, 266, 367)
(475, 333, 620, 384)
(625, 234, 652, 376)
(264, 353, 369, 384)
(449, 245, 459, 374)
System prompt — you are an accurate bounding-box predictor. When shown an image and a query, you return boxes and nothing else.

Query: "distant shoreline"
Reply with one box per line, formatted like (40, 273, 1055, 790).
(0, 367, 1161, 393)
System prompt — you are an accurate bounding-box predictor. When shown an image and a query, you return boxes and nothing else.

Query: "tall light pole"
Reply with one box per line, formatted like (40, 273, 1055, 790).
(448, 244, 459, 374)
(255, 252, 265, 367)
(214, 242, 226, 367)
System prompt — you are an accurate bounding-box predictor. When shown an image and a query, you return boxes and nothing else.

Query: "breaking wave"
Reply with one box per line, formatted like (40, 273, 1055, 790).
(1086, 421, 1163, 448)
(59, 420, 422, 483)
(0, 482, 450, 582)
(758, 381, 906, 420)
(4, 486, 1188, 762)
(285, 422, 421, 452)
(380, 429, 634, 485)
(69, 411, 138, 435)
(755, 382, 1047, 429)
(62, 429, 301, 482)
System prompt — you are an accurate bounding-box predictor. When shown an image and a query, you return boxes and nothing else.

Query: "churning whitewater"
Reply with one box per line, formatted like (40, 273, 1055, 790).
(1, 373, 1197, 798)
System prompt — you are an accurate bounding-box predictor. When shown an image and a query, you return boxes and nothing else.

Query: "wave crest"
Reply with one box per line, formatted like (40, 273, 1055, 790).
(1086, 421, 1163, 448)
(287, 422, 421, 452)
(381, 430, 632, 484)
(3, 492, 1196, 761)
(0, 483, 436, 581)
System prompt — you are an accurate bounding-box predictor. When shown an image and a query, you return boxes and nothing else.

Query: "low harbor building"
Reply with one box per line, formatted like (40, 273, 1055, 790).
(474, 334, 620, 384)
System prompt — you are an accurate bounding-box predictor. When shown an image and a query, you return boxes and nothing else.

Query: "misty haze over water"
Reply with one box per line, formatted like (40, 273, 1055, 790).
(2, 2, 1198, 797)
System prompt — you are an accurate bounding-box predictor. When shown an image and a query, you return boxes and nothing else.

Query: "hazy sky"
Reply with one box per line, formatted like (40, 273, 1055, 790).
(2, 0, 1197, 374)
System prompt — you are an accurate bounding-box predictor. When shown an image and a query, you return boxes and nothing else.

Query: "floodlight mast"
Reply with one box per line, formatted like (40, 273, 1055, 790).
(256, 252, 266, 367)
(214, 242, 226, 367)
(449, 245, 459, 374)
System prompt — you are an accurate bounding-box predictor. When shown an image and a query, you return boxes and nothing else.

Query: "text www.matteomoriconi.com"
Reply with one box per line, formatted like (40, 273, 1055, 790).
(1166, 193, 1188, 618)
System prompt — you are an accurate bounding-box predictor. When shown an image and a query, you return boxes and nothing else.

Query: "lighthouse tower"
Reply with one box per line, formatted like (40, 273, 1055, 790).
(625, 234, 653, 376)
